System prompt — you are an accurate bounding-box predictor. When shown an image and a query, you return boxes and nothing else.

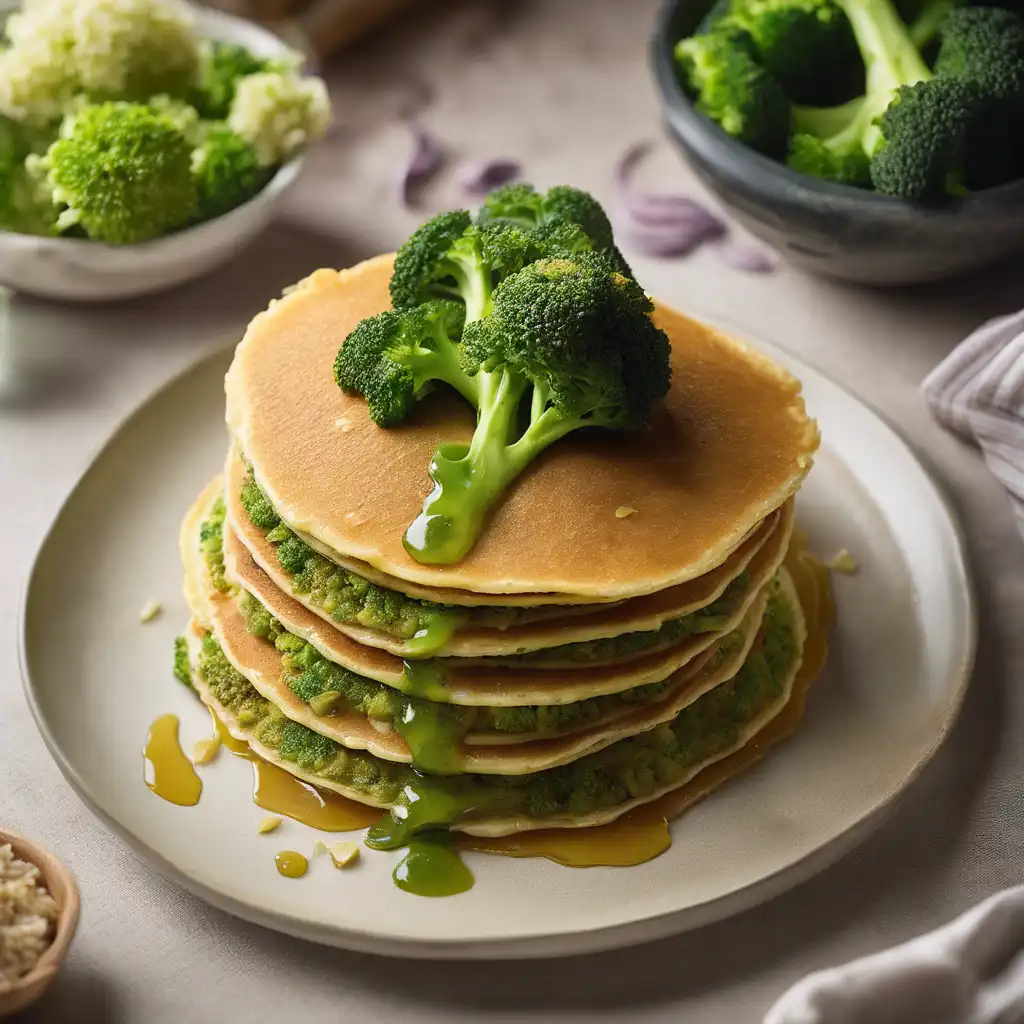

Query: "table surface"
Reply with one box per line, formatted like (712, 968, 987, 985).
(3, 2, 1024, 1021)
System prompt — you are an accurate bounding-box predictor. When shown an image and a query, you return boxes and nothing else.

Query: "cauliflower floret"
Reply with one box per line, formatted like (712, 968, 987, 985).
(228, 71, 331, 167)
(0, 0, 200, 124)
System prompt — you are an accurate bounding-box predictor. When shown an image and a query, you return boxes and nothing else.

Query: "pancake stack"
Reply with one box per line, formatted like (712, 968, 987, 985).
(177, 254, 821, 848)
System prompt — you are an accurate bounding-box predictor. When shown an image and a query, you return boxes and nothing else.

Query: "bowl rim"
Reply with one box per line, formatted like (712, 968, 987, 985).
(0, 828, 80, 1003)
(650, 0, 1024, 216)
(0, 0, 311, 253)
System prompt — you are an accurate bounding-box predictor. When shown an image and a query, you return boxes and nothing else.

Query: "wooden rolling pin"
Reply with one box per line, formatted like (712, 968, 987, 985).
(199, 0, 415, 61)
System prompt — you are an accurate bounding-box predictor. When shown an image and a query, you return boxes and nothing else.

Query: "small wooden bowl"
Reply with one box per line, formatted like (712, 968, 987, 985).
(0, 830, 80, 1020)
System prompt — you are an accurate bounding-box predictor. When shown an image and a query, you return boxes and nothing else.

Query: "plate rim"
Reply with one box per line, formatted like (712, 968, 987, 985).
(17, 327, 977, 960)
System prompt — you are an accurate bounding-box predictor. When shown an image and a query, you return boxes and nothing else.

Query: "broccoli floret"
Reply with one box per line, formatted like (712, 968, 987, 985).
(0, 0, 200, 124)
(38, 102, 196, 244)
(227, 70, 331, 167)
(675, 27, 791, 157)
(192, 125, 272, 221)
(478, 183, 615, 253)
(723, 0, 863, 104)
(388, 210, 570, 324)
(933, 7, 1024, 187)
(0, 117, 57, 234)
(191, 40, 295, 120)
(870, 76, 977, 197)
(401, 253, 671, 564)
(334, 299, 476, 426)
(696, 0, 735, 34)
(786, 0, 933, 187)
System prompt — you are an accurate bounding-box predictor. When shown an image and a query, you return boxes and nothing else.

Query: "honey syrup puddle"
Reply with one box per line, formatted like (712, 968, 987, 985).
(274, 850, 309, 879)
(146, 537, 834, 894)
(209, 709, 380, 832)
(143, 714, 202, 806)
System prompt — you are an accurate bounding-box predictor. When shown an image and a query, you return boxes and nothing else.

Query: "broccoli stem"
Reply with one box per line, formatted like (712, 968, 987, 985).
(909, 1, 958, 50)
(837, 0, 933, 154)
(445, 238, 494, 323)
(791, 96, 866, 138)
(406, 325, 481, 408)
(403, 369, 536, 564)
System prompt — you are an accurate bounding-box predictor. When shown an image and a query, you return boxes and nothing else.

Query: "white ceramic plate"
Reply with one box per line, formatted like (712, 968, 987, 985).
(20, 337, 974, 960)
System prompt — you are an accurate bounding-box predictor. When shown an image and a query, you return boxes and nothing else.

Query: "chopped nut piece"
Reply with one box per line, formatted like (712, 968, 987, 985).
(329, 842, 360, 869)
(369, 718, 394, 735)
(191, 736, 221, 765)
(258, 816, 283, 834)
(139, 599, 163, 623)
(827, 548, 858, 574)
(311, 841, 328, 858)
(615, 506, 637, 518)
(335, 417, 354, 432)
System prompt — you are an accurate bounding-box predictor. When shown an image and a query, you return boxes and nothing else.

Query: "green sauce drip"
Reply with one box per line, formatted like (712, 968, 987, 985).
(366, 782, 479, 849)
(393, 833, 474, 898)
(400, 658, 451, 700)
(393, 701, 466, 775)
(401, 611, 462, 658)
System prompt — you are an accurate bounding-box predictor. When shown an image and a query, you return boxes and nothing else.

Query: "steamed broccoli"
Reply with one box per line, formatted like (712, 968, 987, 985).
(720, 0, 862, 103)
(933, 7, 1024, 187)
(786, 0, 934, 189)
(403, 253, 671, 565)
(0, 116, 57, 233)
(192, 125, 272, 221)
(675, 27, 791, 157)
(0, 0, 200, 124)
(36, 102, 196, 243)
(191, 40, 295, 120)
(228, 70, 331, 167)
(676, 0, 1024, 199)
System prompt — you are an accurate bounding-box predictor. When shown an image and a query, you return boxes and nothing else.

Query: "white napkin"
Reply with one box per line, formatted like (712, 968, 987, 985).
(922, 309, 1024, 539)
(765, 886, 1024, 1024)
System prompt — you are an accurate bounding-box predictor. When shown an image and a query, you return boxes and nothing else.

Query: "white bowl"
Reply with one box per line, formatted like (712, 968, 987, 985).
(0, 4, 307, 302)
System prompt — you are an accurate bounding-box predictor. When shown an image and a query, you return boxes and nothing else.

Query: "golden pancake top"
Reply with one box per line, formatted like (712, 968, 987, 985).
(226, 256, 819, 599)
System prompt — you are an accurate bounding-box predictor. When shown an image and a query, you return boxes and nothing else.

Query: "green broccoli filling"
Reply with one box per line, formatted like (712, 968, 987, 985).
(234, 586, 753, 773)
(507, 569, 750, 666)
(193, 580, 797, 833)
(173, 636, 194, 691)
(239, 471, 460, 654)
(199, 496, 230, 593)
(237, 473, 755, 659)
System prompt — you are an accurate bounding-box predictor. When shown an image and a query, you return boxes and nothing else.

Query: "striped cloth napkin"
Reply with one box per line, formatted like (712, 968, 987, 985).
(923, 309, 1024, 538)
(765, 886, 1024, 1024)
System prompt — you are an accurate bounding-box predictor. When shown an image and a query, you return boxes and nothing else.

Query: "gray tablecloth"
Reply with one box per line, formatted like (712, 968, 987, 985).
(3, 2, 1024, 1021)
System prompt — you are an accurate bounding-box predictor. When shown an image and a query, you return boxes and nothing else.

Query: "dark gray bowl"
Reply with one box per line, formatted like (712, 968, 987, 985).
(651, 0, 1024, 284)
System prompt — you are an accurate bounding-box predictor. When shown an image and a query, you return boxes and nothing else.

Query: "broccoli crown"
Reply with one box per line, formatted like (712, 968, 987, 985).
(463, 253, 671, 430)
(402, 253, 671, 565)
(191, 40, 287, 120)
(334, 299, 471, 427)
(934, 7, 1024, 93)
(192, 125, 272, 221)
(477, 182, 615, 253)
(389, 209, 595, 325)
(870, 76, 978, 198)
(675, 27, 791, 157)
(0, 0, 200, 124)
(724, 0, 862, 104)
(44, 102, 196, 243)
(787, 129, 872, 186)
(227, 70, 331, 167)
(0, 117, 57, 234)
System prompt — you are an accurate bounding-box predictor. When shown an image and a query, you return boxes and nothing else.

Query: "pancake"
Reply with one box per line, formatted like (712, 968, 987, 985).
(184, 483, 786, 777)
(225, 452, 793, 659)
(225, 258, 819, 599)
(181, 564, 806, 836)
(188, 480, 782, 704)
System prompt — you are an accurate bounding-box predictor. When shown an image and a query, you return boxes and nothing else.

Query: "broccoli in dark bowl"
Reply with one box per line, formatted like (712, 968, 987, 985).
(674, 0, 1024, 201)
